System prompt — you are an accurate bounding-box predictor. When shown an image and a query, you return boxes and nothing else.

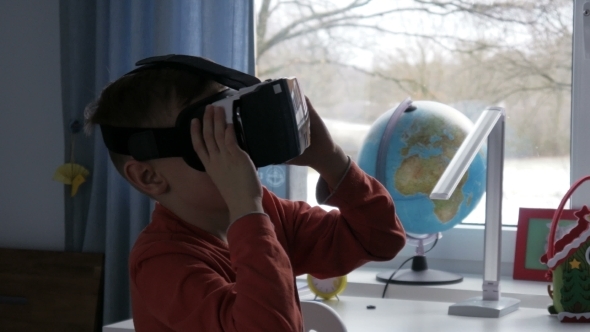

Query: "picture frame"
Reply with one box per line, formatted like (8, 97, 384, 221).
(513, 207, 578, 281)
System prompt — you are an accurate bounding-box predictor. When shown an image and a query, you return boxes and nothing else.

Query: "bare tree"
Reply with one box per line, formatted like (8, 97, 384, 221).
(254, 0, 573, 157)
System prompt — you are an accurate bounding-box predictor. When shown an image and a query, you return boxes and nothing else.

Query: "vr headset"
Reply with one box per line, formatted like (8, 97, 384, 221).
(100, 54, 310, 172)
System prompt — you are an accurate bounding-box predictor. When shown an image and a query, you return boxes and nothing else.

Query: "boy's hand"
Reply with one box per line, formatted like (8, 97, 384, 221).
(287, 97, 349, 188)
(191, 105, 263, 223)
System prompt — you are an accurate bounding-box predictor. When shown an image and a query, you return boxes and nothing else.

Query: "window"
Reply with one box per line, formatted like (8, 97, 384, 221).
(254, 0, 573, 228)
(571, 0, 590, 209)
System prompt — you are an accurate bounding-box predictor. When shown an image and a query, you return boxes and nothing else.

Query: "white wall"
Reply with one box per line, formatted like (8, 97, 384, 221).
(0, 0, 64, 250)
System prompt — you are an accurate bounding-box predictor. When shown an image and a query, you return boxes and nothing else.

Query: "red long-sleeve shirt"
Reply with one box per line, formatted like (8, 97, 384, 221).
(129, 162, 405, 331)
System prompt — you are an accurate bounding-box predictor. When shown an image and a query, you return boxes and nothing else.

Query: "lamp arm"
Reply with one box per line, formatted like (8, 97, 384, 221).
(430, 106, 520, 317)
(430, 106, 505, 301)
(430, 109, 503, 200)
(482, 108, 505, 300)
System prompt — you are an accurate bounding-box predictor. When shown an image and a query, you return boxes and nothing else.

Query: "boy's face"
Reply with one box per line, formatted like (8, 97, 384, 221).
(154, 156, 228, 212)
(151, 91, 230, 213)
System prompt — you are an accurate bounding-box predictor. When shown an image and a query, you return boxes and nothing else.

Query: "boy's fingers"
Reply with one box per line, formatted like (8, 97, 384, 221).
(213, 106, 227, 148)
(191, 118, 209, 162)
(202, 106, 220, 154)
(224, 124, 239, 152)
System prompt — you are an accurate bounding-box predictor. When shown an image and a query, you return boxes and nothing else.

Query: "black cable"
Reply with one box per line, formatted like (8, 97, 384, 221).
(381, 256, 413, 298)
(380, 236, 440, 298)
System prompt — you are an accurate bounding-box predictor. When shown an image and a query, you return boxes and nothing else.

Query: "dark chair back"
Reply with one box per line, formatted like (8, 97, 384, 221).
(0, 248, 104, 332)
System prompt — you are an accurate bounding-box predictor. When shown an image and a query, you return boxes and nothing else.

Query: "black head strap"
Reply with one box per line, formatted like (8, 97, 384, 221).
(99, 54, 260, 170)
(100, 89, 234, 163)
(128, 54, 261, 89)
(100, 126, 182, 160)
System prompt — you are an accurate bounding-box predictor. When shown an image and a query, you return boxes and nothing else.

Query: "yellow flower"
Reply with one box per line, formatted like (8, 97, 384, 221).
(53, 163, 90, 196)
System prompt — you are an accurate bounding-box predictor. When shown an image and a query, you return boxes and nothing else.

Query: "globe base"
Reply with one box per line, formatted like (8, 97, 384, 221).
(376, 256, 463, 286)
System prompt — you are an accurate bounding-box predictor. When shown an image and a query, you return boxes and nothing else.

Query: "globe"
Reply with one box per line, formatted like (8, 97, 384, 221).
(358, 100, 486, 235)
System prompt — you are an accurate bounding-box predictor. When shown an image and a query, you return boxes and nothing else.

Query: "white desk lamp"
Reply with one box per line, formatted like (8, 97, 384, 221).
(430, 106, 520, 318)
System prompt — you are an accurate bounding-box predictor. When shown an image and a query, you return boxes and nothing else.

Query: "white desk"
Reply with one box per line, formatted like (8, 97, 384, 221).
(103, 296, 587, 332)
(103, 318, 134, 332)
(320, 296, 586, 332)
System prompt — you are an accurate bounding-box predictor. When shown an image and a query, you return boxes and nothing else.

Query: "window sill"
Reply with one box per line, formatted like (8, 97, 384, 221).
(298, 267, 551, 309)
(366, 224, 519, 277)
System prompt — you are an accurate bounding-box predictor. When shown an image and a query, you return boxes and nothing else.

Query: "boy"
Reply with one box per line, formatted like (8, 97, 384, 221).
(86, 63, 405, 331)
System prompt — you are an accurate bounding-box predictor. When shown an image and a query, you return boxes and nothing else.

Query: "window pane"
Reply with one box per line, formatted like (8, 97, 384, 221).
(254, 0, 572, 225)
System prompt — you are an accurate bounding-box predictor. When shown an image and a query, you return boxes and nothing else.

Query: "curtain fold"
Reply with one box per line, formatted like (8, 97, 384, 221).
(59, 0, 254, 324)
(59, 0, 97, 253)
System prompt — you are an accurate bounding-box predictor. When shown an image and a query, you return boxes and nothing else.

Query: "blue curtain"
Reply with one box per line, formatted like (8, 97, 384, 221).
(59, 0, 254, 325)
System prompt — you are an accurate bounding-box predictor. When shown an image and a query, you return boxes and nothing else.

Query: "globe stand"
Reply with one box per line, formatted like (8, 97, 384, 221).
(376, 233, 463, 285)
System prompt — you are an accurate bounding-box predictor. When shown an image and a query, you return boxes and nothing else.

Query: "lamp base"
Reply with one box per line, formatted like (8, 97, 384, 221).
(448, 296, 520, 318)
(376, 256, 463, 285)
(376, 268, 463, 285)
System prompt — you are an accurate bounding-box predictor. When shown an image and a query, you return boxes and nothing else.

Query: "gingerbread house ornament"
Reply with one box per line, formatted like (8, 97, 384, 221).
(541, 205, 590, 322)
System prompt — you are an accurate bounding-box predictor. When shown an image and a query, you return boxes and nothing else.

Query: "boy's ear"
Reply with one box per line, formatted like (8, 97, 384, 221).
(123, 160, 168, 196)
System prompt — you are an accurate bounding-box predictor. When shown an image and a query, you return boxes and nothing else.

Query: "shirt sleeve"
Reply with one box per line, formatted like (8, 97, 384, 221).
(132, 214, 303, 332)
(269, 161, 406, 278)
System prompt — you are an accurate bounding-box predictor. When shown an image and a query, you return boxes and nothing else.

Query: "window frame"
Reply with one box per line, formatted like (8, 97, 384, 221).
(394, 1, 582, 276)
(571, 0, 590, 209)
(253, 0, 583, 277)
